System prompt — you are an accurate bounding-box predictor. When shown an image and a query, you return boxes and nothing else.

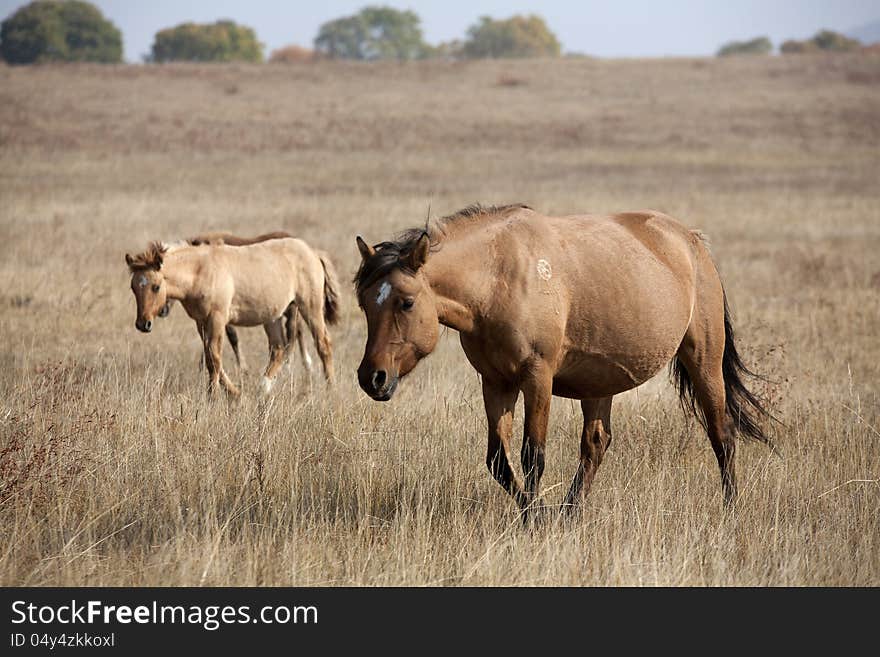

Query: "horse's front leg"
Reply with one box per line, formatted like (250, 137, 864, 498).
(482, 379, 527, 508)
(205, 314, 240, 399)
(520, 363, 553, 521)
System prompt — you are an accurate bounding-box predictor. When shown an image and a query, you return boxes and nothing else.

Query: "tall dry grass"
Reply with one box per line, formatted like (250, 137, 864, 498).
(0, 55, 878, 585)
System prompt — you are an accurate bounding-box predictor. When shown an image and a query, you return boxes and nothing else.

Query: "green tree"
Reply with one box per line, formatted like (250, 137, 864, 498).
(780, 39, 818, 54)
(781, 29, 861, 54)
(0, 0, 122, 64)
(717, 36, 772, 57)
(812, 29, 861, 52)
(462, 14, 561, 59)
(150, 20, 263, 63)
(314, 5, 426, 60)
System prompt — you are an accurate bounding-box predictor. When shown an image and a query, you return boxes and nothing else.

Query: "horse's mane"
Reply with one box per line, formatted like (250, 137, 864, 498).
(353, 203, 530, 299)
(126, 241, 168, 271)
(187, 231, 293, 246)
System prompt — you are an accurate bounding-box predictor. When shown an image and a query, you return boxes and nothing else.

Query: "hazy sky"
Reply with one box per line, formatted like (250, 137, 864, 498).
(1, 0, 877, 62)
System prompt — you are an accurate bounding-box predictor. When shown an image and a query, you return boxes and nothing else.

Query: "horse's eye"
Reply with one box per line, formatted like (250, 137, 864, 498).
(401, 298, 415, 311)
(151, 284, 160, 293)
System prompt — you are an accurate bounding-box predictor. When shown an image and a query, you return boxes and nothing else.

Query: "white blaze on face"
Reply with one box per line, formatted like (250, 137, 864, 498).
(376, 281, 392, 306)
(537, 259, 552, 281)
(138, 274, 149, 288)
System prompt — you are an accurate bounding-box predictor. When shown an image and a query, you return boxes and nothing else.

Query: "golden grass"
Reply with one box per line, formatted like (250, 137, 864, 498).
(0, 55, 878, 585)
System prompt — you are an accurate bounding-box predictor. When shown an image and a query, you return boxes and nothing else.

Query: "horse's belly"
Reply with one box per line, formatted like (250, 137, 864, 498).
(229, 298, 288, 326)
(553, 273, 692, 398)
(553, 348, 674, 398)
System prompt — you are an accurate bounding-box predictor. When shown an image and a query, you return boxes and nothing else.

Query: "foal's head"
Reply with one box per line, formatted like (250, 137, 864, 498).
(125, 243, 168, 333)
(354, 233, 440, 401)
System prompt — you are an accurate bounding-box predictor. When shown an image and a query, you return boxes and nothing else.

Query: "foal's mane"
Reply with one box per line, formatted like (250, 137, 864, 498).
(354, 203, 530, 299)
(126, 241, 168, 271)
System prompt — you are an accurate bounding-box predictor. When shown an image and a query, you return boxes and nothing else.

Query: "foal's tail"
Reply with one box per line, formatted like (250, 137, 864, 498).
(672, 292, 776, 449)
(316, 250, 341, 326)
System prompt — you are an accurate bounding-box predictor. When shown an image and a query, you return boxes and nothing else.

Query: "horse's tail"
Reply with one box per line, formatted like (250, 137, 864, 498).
(719, 294, 776, 446)
(671, 292, 776, 449)
(316, 250, 340, 326)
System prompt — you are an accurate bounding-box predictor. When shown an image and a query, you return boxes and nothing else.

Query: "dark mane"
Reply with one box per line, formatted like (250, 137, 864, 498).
(353, 203, 530, 301)
(126, 241, 167, 271)
(438, 203, 531, 229)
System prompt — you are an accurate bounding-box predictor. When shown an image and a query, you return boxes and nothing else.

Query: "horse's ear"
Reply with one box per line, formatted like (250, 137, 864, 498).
(356, 235, 375, 261)
(125, 253, 134, 268)
(405, 233, 430, 271)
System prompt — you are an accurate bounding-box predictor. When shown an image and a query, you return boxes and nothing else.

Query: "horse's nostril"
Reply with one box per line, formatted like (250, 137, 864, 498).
(372, 370, 387, 390)
(144, 320, 152, 331)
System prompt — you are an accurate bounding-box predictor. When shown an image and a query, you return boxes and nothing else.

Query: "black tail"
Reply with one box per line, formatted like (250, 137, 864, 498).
(671, 293, 776, 448)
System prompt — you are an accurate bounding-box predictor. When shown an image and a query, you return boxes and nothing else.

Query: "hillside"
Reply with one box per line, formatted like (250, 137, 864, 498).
(0, 56, 878, 586)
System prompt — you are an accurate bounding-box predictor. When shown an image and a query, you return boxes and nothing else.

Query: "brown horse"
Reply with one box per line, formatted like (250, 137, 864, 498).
(127, 238, 339, 397)
(354, 204, 773, 517)
(159, 231, 312, 372)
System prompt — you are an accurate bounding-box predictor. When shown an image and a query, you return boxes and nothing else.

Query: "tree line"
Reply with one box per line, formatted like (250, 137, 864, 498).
(0, 1, 560, 64)
(717, 30, 864, 57)
(0, 1, 871, 65)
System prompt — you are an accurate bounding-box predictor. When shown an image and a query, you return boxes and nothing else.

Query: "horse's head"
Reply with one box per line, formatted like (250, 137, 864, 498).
(125, 243, 168, 334)
(354, 233, 439, 401)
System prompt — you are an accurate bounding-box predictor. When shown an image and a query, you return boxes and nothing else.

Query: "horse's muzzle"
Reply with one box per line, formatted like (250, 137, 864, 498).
(358, 366, 398, 401)
(136, 319, 152, 333)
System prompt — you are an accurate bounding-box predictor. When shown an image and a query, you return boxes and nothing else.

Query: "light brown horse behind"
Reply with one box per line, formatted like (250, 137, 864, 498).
(127, 238, 339, 397)
(161, 231, 312, 372)
(354, 204, 775, 518)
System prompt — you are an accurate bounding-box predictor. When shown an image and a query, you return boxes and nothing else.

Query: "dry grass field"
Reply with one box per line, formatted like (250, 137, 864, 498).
(0, 55, 878, 586)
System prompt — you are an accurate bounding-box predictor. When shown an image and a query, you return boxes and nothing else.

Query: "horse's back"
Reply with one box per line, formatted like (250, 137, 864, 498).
(211, 240, 312, 325)
(499, 209, 701, 306)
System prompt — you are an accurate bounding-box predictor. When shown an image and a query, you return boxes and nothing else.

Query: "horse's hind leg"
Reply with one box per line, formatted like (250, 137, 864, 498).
(284, 306, 313, 373)
(562, 396, 613, 512)
(260, 318, 287, 394)
(301, 301, 334, 383)
(676, 314, 736, 505)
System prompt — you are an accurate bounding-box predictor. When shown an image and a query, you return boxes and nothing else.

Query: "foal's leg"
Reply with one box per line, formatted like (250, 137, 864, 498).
(205, 313, 240, 398)
(482, 380, 527, 508)
(520, 363, 554, 518)
(196, 322, 209, 373)
(225, 325, 246, 371)
(285, 306, 313, 373)
(563, 397, 613, 512)
(198, 321, 212, 376)
(301, 301, 334, 383)
(260, 318, 287, 393)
